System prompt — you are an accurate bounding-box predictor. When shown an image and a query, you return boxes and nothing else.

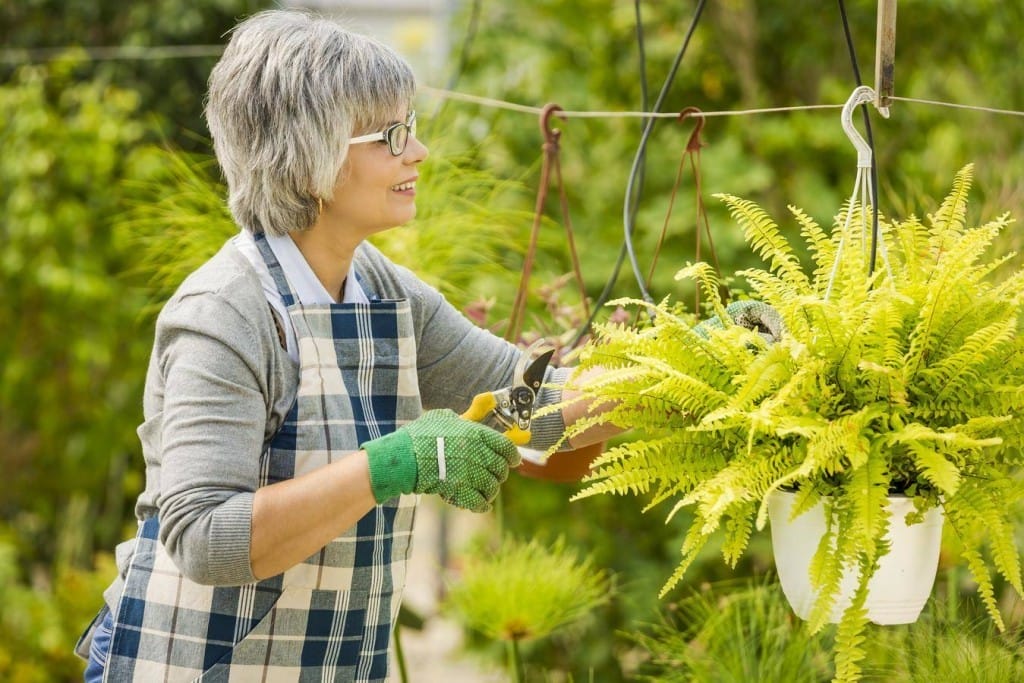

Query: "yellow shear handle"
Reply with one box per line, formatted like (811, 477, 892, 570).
(503, 425, 531, 446)
(461, 392, 497, 422)
(461, 392, 532, 446)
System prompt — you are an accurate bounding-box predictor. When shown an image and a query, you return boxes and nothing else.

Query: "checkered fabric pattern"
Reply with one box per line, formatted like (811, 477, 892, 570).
(102, 235, 421, 682)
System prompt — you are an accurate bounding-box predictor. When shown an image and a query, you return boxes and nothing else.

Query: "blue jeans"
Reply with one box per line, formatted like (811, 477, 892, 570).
(83, 608, 113, 683)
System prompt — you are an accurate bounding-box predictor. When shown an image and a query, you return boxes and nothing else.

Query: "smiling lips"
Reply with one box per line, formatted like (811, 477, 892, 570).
(391, 179, 416, 192)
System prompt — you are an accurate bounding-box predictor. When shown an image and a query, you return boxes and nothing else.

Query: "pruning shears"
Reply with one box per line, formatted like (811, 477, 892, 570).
(461, 340, 555, 446)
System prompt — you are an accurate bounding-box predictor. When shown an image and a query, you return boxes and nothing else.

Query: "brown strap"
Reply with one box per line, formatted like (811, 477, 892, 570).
(643, 107, 724, 315)
(507, 103, 588, 343)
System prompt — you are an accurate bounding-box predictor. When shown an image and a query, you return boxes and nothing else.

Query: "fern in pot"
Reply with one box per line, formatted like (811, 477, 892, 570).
(554, 165, 1024, 681)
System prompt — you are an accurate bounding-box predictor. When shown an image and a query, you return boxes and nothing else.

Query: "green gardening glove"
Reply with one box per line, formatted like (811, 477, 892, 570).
(362, 409, 521, 513)
(694, 300, 784, 344)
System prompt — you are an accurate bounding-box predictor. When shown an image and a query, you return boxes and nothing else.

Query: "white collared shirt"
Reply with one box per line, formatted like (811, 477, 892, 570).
(234, 230, 369, 362)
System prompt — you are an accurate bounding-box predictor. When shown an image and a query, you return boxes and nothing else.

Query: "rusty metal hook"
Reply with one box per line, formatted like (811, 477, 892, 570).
(679, 106, 705, 153)
(539, 103, 566, 146)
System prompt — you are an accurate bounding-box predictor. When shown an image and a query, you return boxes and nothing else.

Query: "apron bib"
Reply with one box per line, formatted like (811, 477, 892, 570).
(104, 236, 421, 682)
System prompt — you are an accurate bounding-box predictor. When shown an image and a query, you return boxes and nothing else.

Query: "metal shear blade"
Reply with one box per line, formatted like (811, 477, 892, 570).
(461, 340, 555, 445)
(504, 343, 556, 431)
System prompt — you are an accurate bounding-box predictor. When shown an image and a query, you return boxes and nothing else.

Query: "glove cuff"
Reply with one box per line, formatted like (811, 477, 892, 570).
(363, 430, 418, 503)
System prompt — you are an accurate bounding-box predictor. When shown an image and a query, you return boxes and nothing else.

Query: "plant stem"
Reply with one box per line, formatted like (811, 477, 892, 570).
(946, 565, 959, 623)
(496, 491, 505, 537)
(394, 626, 409, 683)
(507, 638, 524, 683)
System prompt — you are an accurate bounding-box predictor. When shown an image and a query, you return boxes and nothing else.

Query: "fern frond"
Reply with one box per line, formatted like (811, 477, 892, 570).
(945, 479, 1024, 630)
(832, 576, 871, 683)
(992, 263, 1024, 305)
(704, 342, 793, 420)
(715, 193, 812, 294)
(659, 522, 713, 598)
(928, 163, 974, 241)
(927, 316, 1017, 402)
(904, 442, 961, 496)
(806, 502, 845, 633)
(858, 288, 912, 375)
(957, 477, 1024, 595)
(946, 415, 1013, 440)
(844, 450, 891, 566)
(928, 214, 1008, 297)
(721, 502, 756, 567)
(891, 214, 930, 284)
(756, 407, 877, 529)
(675, 261, 729, 323)
(948, 509, 1005, 632)
(789, 203, 833, 285)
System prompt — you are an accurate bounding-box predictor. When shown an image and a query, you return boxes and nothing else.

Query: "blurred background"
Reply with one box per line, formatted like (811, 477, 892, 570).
(3, 1, 1024, 680)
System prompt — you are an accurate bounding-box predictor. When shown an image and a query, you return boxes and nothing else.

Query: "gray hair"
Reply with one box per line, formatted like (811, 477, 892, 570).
(205, 10, 416, 236)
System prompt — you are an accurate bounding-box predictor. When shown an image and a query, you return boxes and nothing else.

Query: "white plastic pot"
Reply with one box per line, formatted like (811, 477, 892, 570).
(767, 489, 944, 625)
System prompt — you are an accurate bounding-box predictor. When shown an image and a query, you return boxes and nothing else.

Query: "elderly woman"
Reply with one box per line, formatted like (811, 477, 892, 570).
(76, 8, 786, 680)
(75, 9, 615, 682)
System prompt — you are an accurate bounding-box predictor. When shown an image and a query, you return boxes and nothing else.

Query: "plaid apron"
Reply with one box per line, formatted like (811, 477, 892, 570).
(103, 235, 421, 681)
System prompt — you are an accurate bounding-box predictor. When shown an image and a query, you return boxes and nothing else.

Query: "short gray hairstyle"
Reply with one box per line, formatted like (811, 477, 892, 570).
(205, 10, 417, 236)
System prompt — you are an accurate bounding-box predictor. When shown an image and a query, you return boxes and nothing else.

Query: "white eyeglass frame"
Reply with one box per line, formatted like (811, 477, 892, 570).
(348, 111, 417, 156)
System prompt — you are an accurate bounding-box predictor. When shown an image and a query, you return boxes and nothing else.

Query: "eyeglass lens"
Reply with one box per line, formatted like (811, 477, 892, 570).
(387, 113, 416, 156)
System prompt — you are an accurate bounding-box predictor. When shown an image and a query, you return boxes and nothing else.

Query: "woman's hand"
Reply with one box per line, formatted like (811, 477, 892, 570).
(362, 409, 521, 512)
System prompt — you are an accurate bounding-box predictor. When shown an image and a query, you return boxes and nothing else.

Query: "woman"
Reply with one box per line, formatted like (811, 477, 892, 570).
(76, 9, 610, 681)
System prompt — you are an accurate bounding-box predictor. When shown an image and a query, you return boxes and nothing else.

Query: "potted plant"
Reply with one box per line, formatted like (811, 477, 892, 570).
(552, 165, 1024, 681)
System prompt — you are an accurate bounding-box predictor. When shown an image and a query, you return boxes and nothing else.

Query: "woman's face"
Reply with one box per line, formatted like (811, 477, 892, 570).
(327, 108, 428, 240)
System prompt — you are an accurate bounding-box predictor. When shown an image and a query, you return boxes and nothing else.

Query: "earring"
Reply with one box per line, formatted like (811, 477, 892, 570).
(317, 196, 324, 215)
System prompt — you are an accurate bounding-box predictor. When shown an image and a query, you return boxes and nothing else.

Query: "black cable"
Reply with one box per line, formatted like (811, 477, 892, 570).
(569, 0, 651, 348)
(624, 0, 708, 310)
(573, 0, 709, 346)
(838, 0, 881, 276)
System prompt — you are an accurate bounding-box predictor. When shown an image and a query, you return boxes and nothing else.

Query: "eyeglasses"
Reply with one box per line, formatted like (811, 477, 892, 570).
(348, 111, 417, 156)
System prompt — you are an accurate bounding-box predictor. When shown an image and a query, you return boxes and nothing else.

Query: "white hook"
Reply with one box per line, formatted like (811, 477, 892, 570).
(841, 85, 876, 169)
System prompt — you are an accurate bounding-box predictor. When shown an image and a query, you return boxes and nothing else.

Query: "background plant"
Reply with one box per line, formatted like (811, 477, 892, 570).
(631, 573, 1024, 683)
(443, 535, 613, 682)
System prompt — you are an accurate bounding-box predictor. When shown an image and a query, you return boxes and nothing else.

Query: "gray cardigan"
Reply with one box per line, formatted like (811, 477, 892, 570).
(104, 237, 569, 608)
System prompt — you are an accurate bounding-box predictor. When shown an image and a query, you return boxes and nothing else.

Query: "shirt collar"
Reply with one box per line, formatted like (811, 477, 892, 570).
(263, 232, 368, 305)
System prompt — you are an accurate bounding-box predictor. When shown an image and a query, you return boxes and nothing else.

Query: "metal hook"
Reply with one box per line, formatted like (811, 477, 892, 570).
(679, 107, 705, 152)
(539, 103, 566, 146)
(841, 85, 876, 169)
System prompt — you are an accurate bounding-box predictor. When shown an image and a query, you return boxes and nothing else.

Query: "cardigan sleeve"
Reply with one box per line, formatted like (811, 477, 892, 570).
(147, 291, 268, 585)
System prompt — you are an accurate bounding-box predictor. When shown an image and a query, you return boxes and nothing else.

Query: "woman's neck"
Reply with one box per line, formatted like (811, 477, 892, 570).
(288, 224, 358, 303)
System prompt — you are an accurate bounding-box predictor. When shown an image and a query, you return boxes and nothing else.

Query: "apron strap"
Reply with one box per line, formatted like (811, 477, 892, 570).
(252, 232, 298, 306)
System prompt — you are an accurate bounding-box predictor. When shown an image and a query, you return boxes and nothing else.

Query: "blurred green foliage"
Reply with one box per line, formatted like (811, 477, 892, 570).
(630, 573, 1024, 682)
(0, 531, 117, 682)
(1, 0, 266, 149)
(4, 1, 1024, 680)
(437, 0, 1024, 308)
(0, 62, 151, 559)
(0, 62, 153, 680)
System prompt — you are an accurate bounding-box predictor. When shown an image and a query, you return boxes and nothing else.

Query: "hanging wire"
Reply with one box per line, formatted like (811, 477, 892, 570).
(837, 0, 882, 276)
(0, 44, 225, 62)
(6, 43, 1024, 121)
(624, 0, 709, 313)
(568, 0, 651, 349)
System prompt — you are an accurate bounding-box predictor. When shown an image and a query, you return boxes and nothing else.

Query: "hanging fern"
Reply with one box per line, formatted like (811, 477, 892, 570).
(553, 165, 1024, 683)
